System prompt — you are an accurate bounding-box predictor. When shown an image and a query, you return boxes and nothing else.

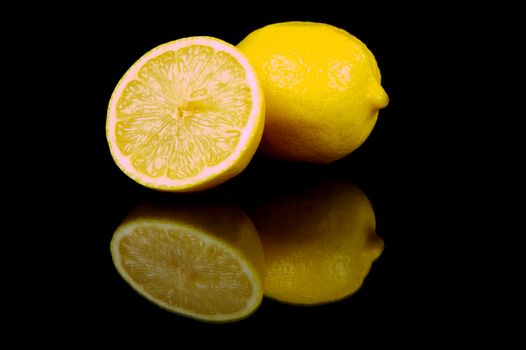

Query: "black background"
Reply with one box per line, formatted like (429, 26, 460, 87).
(14, 5, 509, 344)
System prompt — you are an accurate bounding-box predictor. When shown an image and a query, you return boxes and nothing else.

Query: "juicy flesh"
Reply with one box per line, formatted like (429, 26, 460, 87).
(115, 45, 252, 179)
(119, 225, 253, 315)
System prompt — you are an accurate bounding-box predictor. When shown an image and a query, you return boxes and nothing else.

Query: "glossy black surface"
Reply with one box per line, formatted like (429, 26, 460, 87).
(26, 8, 482, 341)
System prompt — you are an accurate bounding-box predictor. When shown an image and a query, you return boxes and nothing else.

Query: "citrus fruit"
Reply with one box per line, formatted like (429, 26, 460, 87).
(110, 202, 265, 322)
(237, 22, 388, 163)
(107, 37, 264, 191)
(250, 177, 383, 305)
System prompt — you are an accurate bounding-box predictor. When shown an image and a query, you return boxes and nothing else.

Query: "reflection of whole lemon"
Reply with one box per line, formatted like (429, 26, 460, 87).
(238, 22, 389, 163)
(250, 178, 383, 305)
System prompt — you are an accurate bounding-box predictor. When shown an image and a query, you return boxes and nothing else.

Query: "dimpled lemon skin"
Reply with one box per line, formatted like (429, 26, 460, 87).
(238, 22, 389, 163)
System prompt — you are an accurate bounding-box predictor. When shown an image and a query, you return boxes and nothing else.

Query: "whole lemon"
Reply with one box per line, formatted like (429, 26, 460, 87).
(238, 22, 389, 163)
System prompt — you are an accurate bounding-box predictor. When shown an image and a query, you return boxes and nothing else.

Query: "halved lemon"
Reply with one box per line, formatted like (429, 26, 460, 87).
(106, 37, 264, 191)
(110, 203, 265, 322)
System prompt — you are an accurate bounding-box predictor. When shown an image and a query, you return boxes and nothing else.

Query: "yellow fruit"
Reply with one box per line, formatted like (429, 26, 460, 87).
(110, 202, 265, 322)
(237, 22, 388, 163)
(250, 178, 383, 305)
(107, 37, 265, 191)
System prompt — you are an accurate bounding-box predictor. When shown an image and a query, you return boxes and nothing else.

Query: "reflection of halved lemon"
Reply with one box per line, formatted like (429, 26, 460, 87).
(107, 37, 264, 192)
(110, 203, 265, 322)
(251, 178, 383, 305)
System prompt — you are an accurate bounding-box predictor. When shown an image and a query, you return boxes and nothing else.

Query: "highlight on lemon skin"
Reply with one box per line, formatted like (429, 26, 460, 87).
(250, 177, 384, 305)
(110, 201, 265, 322)
(238, 21, 388, 163)
(106, 36, 265, 192)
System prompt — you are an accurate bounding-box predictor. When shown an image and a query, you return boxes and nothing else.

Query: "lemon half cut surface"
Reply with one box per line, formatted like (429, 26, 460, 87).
(110, 203, 265, 322)
(107, 37, 264, 191)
